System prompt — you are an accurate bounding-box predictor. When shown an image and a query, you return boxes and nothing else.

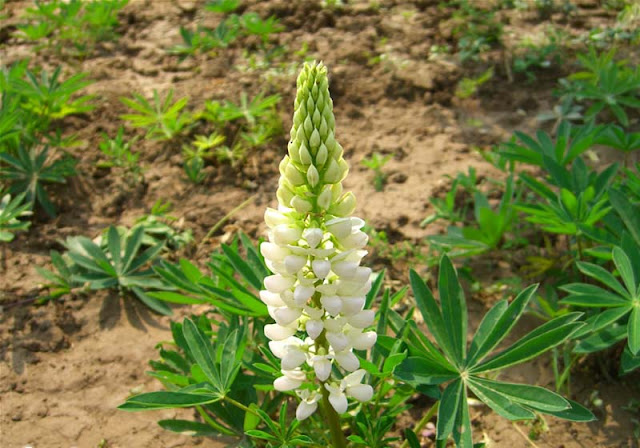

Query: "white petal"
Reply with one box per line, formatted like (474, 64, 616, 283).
(341, 296, 365, 316)
(284, 255, 307, 274)
(264, 208, 290, 228)
(347, 384, 373, 402)
(335, 350, 359, 371)
(261, 242, 290, 262)
(344, 369, 367, 386)
(326, 217, 352, 239)
(282, 348, 307, 370)
(316, 283, 338, 295)
(306, 319, 324, 340)
(294, 284, 315, 305)
(324, 317, 346, 332)
(348, 310, 375, 328)
(274, 375, 303, 391)
(273, 225, 302, 245)
(320, 295, 342, 316)
(326, 331, 349, 352)
(260, 290, 286, 307)
(265, 324, 296, 341)
(350, 330, 377, 350)
(328, 390, 348, 414)
(313, 357, 332, 381)
(273, 307, 302, 326)
(341, 230, 368, 249)
(303, 228, 324, 249)
(264, 275, 295, 294)
(312, 259, 331, 279)
(353, 267, 372, 284)
(350, 217, 365, 230)
(332, 260, 359, 278)
(296, 400, 318, 420)
(304, 306, 324, 320)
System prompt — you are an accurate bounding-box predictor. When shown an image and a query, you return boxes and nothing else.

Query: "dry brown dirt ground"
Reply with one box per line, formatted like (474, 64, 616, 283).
(1, 0, 639, 447)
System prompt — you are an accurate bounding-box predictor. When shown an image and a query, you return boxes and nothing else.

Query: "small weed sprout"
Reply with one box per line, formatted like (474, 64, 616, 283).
(98, 127, 143, 185)
(120, 90, 192, 141)
(361, 152, 392, 191)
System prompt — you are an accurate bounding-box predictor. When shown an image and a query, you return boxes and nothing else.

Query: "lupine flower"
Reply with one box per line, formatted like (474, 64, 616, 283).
(260, 61, 377, 419)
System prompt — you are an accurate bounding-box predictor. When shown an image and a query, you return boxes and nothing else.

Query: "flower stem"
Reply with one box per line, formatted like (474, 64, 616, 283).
(320, 386, 348, 448)
(400, 401, 440, 448)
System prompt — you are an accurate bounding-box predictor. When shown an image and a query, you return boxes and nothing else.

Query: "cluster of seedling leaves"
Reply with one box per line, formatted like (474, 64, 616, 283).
(424, 47, 640, 382)
(14, 0, 129, 57)
(0, 60, 93, 238)
(117, 87, 281, 183)
(169, 0, 283, 61)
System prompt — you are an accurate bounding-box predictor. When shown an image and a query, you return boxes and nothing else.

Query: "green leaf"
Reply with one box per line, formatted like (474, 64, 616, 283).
(473, 313, 583, 373)
(409, 269, 458, 367)
(576, 261, 629, 298)
(107, 226, 122, 268)
(467, 284, 537, 366)
(573, 307, 631, 338)
(404, 429, 421, 448)
(182, 318, 221, 390)
(221, 243, 262, 291)
(395, 356, 459, 386)
(621, 345, 640, 374)
(439, 255, 467, 363)
(453, 391, 473, 448)
(131, 287, 172, 315)
(613, 247, 637, 297)
(541, 399, 595, 422)
(574, 324, 627, 354)
(436, 379, 463, 441)
(119, 391, 221, 410)
(609, 189, 640, 246)
(471, 378, 569, 412)
(467, 378, 534, 421)
(628, 305, 640, 356)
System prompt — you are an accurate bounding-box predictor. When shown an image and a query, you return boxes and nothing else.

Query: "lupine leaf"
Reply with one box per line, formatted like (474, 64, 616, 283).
(467, 284, 537, 366)
(574, 324, 627, 353)
(471, 378, 569, 412)
(439, 255, 467, 363)
(436, 378, 463, 441)
(472, 313, 583, 373)
(467, 378, 534, 421)
(395, 356, 459, 386)
(119, 391, 221, 410)
(182, 318, 221, 390)
(410, 269, 459, 367)
(540, 399, 595, 422)
(576, 261, 630, 298)
(628, 305, 640, 355)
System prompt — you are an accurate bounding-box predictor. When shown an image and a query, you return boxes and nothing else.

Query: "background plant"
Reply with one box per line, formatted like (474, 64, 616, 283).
(14, 0, 129, 57)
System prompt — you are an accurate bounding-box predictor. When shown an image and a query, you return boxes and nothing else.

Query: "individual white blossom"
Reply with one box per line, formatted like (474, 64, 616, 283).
(260, 61, 377, 420)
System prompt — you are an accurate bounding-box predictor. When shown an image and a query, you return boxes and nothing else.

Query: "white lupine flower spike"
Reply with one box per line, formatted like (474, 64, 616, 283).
(260, 61, 376, 421)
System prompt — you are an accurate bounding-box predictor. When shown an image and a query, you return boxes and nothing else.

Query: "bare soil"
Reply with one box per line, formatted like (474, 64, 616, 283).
(1, 0, 639, 447)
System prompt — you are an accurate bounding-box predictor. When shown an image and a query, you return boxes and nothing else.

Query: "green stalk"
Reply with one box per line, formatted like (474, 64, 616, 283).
(320, 385, 348, 448)
(400, 401, 440, 448)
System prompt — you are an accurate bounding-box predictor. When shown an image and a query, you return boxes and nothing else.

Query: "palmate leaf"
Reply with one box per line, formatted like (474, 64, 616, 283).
(561, 243, 640, 365)
(63, 225, 170, 314)
(396, 256, 594, 447)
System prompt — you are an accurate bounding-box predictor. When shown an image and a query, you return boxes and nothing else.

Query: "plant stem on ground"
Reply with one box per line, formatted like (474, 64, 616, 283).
(400, 401, 440, 448)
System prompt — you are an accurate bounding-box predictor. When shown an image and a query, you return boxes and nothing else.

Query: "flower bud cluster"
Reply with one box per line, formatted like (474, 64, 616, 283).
(260, 62, 376, 420)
